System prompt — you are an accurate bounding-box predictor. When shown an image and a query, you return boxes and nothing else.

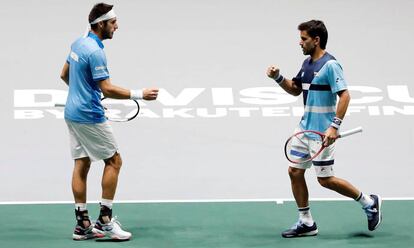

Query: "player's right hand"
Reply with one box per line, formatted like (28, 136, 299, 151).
(266, 65, 280, 79)
(143, 88, 159, 100)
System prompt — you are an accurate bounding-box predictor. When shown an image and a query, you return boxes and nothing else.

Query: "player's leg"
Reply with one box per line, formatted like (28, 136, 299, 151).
(68, 121, 92, 207)
(289, 166, 316, 228)
(66, 120, 104, 240)
(313, 141, 382, 231)
(94, 152, 132, 240)
(282, 166, 318, 238)
(101, 152, 122, 210)
(317, 176, 382, 230)
(71, 121, 131, 240)
(282, 130, 318, 238)
(289, 166, 309, 208)
(317, 176, 359, 198)
(72, 157, 91, 207)
(68, 120, 120, 225)
(287, 128, 312, 209)
(71, 157, 104, 240)
(100, 152, 122, 224)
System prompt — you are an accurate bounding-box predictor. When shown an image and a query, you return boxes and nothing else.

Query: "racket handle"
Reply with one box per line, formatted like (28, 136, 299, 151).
(338, 126, 363, 138)
(54, 103, 66, 107)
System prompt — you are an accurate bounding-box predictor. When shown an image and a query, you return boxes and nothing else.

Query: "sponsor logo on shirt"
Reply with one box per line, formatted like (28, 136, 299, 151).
(336, 77, 343, 83)
(70, 51, 79, 62)
(95, 66, 106, 71)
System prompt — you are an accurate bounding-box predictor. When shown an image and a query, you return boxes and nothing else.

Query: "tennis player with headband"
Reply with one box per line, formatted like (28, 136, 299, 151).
(266, 20, 382, 238)
(60, 3, 158, 241)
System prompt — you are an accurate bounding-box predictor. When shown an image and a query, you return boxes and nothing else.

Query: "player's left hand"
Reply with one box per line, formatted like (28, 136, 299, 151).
(323, 127, 338, 146)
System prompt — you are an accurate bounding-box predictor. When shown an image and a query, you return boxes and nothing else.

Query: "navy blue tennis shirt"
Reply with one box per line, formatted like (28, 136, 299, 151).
(292, 52, 347, 133)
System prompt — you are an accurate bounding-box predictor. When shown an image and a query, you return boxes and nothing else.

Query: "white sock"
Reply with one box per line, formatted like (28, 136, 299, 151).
(298, 206, 314, 226)
(75, 203, 87, 211)
(356, 192, 374, 208)
(101, 198, 113, 209)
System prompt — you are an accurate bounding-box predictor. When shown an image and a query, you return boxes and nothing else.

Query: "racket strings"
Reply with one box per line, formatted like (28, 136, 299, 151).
(101, 98, 140, 122)
(286, 136, 311, 163)
(285, 132, 323, 164)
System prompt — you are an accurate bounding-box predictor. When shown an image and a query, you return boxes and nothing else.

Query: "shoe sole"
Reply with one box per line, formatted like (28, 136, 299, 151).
(109, 235, 131, 241)
(370, 195, 382, 231)
(72, 232, 105, 241)
(94, 228, 131, 241)
(282, 229, 318, 238)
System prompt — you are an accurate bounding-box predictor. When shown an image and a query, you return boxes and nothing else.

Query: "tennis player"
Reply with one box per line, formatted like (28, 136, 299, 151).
(60, 3, 158, 240)
(266, 20, 382, 238)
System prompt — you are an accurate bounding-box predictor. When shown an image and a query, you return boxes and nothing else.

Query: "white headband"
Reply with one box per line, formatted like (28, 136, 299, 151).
(90, 9, 116, 24)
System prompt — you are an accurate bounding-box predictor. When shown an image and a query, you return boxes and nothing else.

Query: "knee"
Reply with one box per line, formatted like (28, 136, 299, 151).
(317, 177, 335, 189)
(105, 153, 123, 170)
(288, 167, 305, 180)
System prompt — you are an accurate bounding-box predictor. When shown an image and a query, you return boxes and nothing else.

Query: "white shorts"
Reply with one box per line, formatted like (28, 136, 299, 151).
(65, 120, 119, 162)
(288, 127, 335, 177)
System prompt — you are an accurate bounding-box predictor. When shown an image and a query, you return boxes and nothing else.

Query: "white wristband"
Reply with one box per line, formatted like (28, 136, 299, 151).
(130, 89, 143, 100)
(330, 116, 342, 130)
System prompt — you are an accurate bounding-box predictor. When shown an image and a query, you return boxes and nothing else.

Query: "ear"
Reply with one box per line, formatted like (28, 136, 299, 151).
(314, 36, 320, 47)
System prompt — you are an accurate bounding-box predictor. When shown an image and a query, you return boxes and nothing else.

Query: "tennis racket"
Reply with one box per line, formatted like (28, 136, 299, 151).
(55, 97, 140, 122)
(284, 126, 363, 164)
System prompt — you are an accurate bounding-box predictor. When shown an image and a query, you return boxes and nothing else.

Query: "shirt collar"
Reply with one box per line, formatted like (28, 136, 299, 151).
(87, 32, 104, 49)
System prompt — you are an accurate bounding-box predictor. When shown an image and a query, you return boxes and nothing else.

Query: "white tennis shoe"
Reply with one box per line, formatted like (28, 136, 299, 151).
(94, 216, 132, 240)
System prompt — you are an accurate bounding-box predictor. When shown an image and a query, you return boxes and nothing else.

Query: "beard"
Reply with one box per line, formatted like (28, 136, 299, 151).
(101, 23, 114, 40)
(102, 29, 113, 40)
(302, 46, 315, 56)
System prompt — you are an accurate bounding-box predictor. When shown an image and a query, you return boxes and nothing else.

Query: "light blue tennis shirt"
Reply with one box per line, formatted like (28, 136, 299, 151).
(64, 32, 109, 124)
(292, 52, 347, 134)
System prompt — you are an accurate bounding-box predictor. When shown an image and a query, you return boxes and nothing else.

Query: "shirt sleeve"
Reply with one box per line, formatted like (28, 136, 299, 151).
(327, 60, 347, 93)
(66, 53, 71, 64)
(292, 69, 303, 88)
(88, 49, 110, 81)
(66, 46, 72, 64)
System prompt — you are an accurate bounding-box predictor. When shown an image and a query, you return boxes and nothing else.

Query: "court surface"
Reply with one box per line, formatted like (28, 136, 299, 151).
(2, 0, 414, 247)
(1, 200, 411, 248)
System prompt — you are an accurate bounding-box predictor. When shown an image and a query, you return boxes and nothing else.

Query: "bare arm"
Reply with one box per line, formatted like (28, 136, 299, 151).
(266, 65, 302, 96)
(279, 78, 302, 96)
(334, 89, 350, 120)
(98, 78, 159, 100)
(324, 89, 351, 145)
(60, 62, 70, 86)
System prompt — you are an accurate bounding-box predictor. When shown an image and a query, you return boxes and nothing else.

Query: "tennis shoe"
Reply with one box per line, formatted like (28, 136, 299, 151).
(363, 194, 382, 231)
(94, 216, 132, 240)
(281, 221, 318, 238)
(72, 223, 105, 240)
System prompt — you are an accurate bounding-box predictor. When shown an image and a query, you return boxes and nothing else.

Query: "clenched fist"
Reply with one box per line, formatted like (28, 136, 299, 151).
(143, 88, 159, 100)
(266, 65, 280, 79)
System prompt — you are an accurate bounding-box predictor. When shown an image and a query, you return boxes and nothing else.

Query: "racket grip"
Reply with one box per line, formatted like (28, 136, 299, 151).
(54, 103, 66, 107)
(339, 126, 363, 138)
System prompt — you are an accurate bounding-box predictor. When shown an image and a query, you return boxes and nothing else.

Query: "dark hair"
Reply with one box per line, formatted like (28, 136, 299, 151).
(89, 3, 114, 30)
(298, 20, 328, 49)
